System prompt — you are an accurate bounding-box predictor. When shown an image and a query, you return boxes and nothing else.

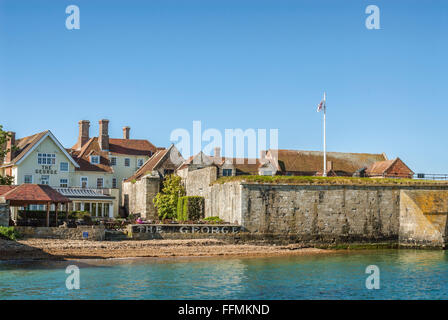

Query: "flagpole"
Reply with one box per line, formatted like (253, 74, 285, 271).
(323, 92, 327, 177)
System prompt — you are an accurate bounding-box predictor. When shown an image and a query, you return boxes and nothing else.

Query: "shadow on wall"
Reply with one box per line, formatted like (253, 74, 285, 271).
(399, 190, 448, 247)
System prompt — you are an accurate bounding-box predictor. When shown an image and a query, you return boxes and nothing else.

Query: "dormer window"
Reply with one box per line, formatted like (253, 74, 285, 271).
(90, 155, 100, 164)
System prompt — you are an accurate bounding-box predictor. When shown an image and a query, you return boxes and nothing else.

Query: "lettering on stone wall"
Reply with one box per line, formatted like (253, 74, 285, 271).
(131, 224, 241, 234)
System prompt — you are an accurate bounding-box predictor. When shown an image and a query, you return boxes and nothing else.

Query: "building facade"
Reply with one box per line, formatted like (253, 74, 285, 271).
(0, 119, 158, 218)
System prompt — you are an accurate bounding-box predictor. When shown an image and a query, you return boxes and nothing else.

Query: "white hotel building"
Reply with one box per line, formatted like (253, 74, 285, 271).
(0, 119, 157, 218)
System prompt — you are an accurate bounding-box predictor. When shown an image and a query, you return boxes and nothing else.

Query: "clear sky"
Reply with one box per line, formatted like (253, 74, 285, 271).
(0, 0, 447, 173)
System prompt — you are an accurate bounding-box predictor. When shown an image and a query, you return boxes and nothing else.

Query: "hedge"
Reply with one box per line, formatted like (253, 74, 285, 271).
(177, 196, 205, 222)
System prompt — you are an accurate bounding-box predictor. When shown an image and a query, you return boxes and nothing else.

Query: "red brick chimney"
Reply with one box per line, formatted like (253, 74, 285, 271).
(123, 126, 130, 139)
(77, 120, 90, 150)
(5, 131, 15, 163)
(98, 119, 110, 151)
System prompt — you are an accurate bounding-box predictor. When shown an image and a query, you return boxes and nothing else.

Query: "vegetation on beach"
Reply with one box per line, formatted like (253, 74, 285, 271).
(214, 175, 448, 186)
(0, 227, 21, 241)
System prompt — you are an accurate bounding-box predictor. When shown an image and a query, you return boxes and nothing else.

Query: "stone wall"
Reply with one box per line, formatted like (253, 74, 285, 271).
(0, 202, 9, 227)
(185, 166, 218, 197)
(186, 177, 448, 246)
(122, 174, 160, 220)
(239, 184, 400, 241)
(16, 226, 106, 240)
(399, 189, 448, 247)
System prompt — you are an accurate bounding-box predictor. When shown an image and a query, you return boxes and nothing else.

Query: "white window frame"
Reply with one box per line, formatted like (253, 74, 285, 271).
(60, 178, 68, 187)
(90, 155, 100, 164)
(24, 175, 33, 184)
(137, 158, 144, 168)
(110, 157, 117, 166)
(80, 176, 88, 188)
(41, 175, 50, 185)
(60, 162, 69, 172)
(112, 178, 117, 189)
(97, 178, 104, 189)
(37, 153, 56, 165)
(124, 158, 130, 167)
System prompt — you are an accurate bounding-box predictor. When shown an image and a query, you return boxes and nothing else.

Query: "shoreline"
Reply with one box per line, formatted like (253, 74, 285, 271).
(0, 238, 335, 261)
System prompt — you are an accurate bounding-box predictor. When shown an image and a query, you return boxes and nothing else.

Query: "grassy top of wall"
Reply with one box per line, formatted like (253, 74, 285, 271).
(213, 175, 448, 186)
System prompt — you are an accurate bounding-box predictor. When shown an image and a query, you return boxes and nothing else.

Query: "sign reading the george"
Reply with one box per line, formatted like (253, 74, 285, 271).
(131, 224, 241, 234)
(35, 165, 58, 175)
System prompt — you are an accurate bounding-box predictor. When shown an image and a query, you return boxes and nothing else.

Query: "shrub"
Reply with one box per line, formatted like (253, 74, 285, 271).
(177, 196, 205, 222)
(203, 216, 224, 224)
(153, 175, 185, 220)
(72, 211, 92, 224)
(0, 226, 21, 241)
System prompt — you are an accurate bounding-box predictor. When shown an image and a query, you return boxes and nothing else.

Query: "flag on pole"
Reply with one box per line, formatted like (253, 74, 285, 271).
(317, 92, 326, 112)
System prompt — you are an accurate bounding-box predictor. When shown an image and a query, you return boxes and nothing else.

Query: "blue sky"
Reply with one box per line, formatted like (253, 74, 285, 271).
(0, 0, 447, 173)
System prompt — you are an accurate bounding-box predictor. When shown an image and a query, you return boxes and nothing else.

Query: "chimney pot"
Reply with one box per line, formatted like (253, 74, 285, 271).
(5, 131, 15, 163)
(77, 120, 90, 150)
(214, 147, 221, 159)
(98, 119, 110, 151)
(123, 126, 130, 139)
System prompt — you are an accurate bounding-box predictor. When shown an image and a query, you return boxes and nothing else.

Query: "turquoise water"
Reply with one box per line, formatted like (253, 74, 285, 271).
(1, 250, 448, 299)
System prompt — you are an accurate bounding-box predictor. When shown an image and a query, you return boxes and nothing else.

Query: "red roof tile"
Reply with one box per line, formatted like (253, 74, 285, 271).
(1, 184, 71, 204)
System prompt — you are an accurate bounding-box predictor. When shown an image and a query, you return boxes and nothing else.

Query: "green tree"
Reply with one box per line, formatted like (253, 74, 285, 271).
(0, 125, 15, 185)
(153, 174, 185, 220)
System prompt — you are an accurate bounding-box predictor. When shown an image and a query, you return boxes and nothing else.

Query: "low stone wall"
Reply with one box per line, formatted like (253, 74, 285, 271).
(16, 226, 106, 241)
(0, 203, 9, 227)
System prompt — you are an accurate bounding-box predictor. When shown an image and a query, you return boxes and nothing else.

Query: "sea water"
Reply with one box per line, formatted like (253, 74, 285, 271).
(1, 250, 447, 299)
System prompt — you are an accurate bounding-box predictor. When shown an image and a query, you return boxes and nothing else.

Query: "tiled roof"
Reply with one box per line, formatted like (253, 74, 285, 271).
(1, 184, 71, 204)
(70, 136, 157, 172)
(365, 158, 414, 176)
(109, 138, 157, 156)
(0, 185, 16, 195)
(0, 131, 48, 166)
(70, 138, 113, 173)
(125, 148, 170, 182)
(271, 149, 387, 174)
(365, 159, 395, 176)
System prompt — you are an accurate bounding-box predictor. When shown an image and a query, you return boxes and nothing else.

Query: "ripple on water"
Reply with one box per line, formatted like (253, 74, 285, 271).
(1, 250, 448, 299)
